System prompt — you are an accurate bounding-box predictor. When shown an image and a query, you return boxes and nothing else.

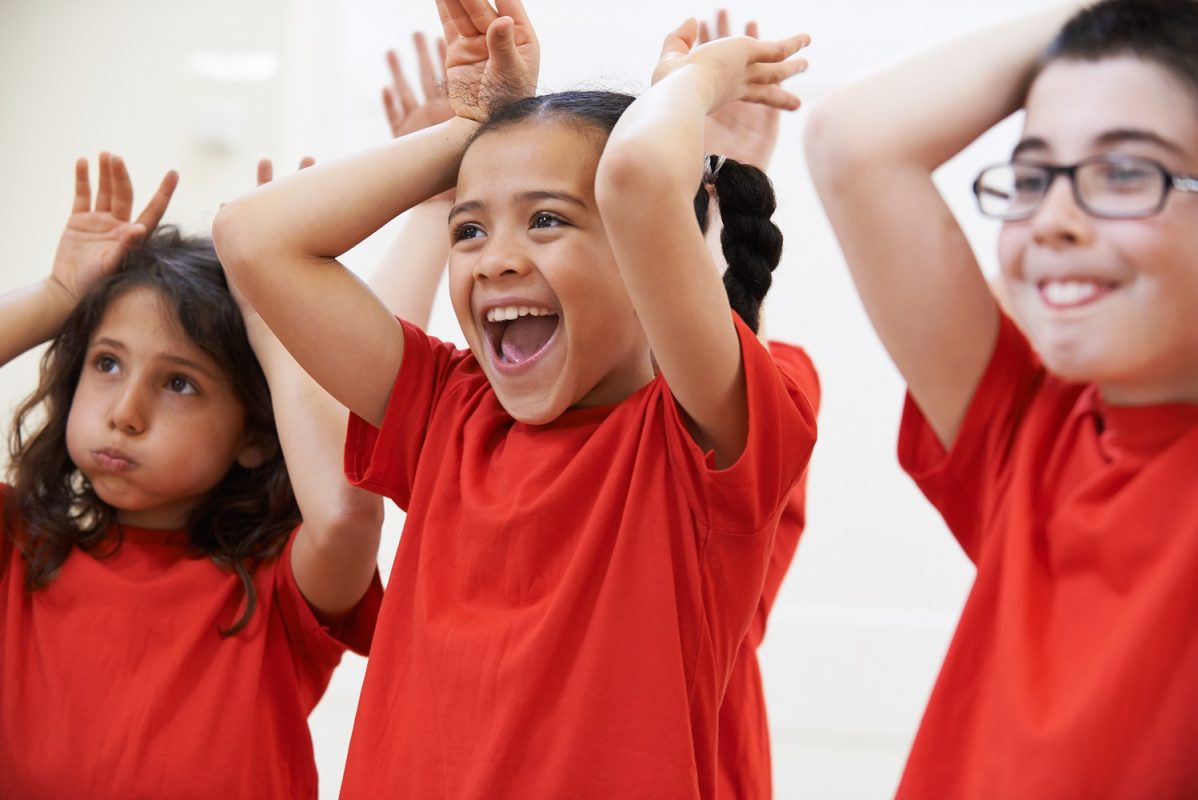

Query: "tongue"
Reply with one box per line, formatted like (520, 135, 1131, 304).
(500, 315, 558, 364)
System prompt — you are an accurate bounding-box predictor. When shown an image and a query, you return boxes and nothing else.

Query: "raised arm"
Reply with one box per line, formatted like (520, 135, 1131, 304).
(375, 31, 456, 328)
(803, 5, 1081, 447)
(594, 20, 808, 466)
(213, 0, 538, 427)
(233, 160, 383, 616)
(0, 153, 177, 368)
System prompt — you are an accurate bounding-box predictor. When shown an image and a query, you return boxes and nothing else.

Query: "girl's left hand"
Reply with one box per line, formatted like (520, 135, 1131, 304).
(436, 0, 539, 122)
(652, 18, 810, 113)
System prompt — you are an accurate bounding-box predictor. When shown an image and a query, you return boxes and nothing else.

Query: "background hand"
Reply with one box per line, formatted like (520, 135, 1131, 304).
(49, 152, 178, 305)
(699, 11, 781, 171)
(384, 32, 453, 137)
(435, 0, 539, 121)
(652, 18, 809, 115)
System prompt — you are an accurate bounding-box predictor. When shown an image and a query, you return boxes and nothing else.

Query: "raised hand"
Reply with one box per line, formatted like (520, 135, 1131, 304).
(698, 10, 781, 170)
(435, 0, 539, 121)
(652, 18, 810, 115)
(384, 32, 453, 137)
(50, 152, 178, 305)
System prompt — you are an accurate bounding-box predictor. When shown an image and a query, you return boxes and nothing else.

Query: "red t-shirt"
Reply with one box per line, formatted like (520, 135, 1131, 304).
(716, 341, 821, 800)
(0, 487, 382, 799)
(896, 314, 1198, 799)
(341, 316, 816, 799)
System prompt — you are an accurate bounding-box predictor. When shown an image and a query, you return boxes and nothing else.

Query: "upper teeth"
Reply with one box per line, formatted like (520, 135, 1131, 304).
(485, 305, 554, 323)
(1042, 280, 1100, 305)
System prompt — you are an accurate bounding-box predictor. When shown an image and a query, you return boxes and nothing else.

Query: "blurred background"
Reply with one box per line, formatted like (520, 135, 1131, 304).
(0, 0, 1052, 796)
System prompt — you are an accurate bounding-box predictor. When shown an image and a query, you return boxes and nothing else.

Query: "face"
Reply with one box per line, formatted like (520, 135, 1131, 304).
(65, 286, 260, 528)
(997, 56, 1198, 405)
(448, 120, 653, 423)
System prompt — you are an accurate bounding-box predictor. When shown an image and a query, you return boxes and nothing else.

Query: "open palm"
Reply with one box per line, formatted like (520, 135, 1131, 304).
(436, 0, 539, 121)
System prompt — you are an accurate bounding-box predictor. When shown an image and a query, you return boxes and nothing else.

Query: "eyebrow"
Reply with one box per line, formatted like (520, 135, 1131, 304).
(448, 190, 589, 222)
(91, 336, 220, 380)
(1012, 129, 1188, 159)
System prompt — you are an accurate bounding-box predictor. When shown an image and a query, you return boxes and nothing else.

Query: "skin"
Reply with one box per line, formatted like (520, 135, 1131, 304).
(65, 286, 263, 529)
(997, 56, 1198, 405)
(449, 122, 654, 423)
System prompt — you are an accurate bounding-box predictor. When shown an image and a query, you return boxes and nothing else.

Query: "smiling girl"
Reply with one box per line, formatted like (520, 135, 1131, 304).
(214, 1, 815, 796)
(806, 0, 1198, 796)
(0, 154, 382, 798)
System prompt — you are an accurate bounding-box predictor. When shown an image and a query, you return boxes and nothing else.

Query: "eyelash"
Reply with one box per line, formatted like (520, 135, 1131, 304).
(91, 355, 198, 395)
(452, 212, 568, 243)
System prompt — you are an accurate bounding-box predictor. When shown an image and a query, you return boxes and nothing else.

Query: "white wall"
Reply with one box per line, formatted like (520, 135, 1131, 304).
(0, 1, 1051, 797)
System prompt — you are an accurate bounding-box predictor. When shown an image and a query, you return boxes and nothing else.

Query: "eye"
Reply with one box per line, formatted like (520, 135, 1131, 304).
(453, 222, 484, 242)
(167, 375, 198, 395)
(531, 212, 564, 229)
(94, 354, 120, 374)
(1100, 162, 1154, 190)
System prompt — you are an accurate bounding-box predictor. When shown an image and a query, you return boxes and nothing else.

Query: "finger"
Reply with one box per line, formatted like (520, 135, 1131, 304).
(742, 83, 802, 111)
(388, 50, 419, 115)
(109, 155, 134, 222)
(414, 32, 439, 100)
(437, 38, 448, 74)
(452, 0, 494, 36)
(435, 0, 464, 39)
(745, 20, 759, 39)
(716, 8, 731, 39)
(698, 21, 711, 45)
(95, 151, 113, 213)
(116, 222, 148, 254)
(752, 33, 811, 63)
(383, 87, 404, 137)
(257, 159, 273, 186)
(748, 57, 808, 85)
(72, 158, 91, 214)
(659, 18, 699, 61)
(298, 156, 316, 170)
(133, 170, 178, 230)
(495, 0, 535, 33)
(485, 16, 522, 78)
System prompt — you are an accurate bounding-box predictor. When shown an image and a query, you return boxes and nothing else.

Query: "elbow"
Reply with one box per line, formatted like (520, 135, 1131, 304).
(595, 140, 687, 217)
(211, 198, 264, 286)
(305, 489, 385, 550)
(803, 94, 880, 192)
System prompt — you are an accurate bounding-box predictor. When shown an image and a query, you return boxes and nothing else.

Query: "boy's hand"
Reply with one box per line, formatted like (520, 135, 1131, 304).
(436, 0, 539, 122)
(699, 11, 781, 171)
(384, 32, 453, 137)
(50, 152, 178, 306)
(652, 19, 809, 114)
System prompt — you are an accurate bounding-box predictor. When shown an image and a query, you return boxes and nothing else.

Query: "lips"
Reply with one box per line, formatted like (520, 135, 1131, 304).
(92, 447, 138, 472)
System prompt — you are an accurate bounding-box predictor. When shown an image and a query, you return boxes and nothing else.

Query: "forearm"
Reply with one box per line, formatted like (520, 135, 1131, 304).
(245, 317, 383, 615)
(0, 279, 76, 368)
(807, 4, 1081, 175)
(370, 197, 453, 327)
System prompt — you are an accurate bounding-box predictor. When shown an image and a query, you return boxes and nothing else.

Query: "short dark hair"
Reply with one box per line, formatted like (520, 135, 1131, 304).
(471, 90, 784, 333)
(1038, 0, 1198, 103)
(5, 226, 299, 635)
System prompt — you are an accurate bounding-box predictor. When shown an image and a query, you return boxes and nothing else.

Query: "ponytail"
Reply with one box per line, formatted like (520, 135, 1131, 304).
(692, 155, 783, 334)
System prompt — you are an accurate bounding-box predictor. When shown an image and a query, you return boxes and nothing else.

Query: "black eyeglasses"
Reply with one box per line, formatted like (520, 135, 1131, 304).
(972, 154, 1198, 220)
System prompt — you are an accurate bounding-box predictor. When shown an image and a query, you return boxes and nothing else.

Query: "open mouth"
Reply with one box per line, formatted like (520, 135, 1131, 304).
(482, 305, 561, 368)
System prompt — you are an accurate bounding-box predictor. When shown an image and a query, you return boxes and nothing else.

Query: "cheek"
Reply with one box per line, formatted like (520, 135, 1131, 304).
(996, 224, 1026, 278)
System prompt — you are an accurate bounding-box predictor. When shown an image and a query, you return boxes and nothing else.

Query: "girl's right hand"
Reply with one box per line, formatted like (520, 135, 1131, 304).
(50, 153, 178, 307)
(435, 0, 539, 122)
(652, 19, 809, 115)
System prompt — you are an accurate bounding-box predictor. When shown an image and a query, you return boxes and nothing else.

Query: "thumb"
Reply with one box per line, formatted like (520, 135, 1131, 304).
(660, 18, 699, 60)
(486, 16, 518, 61)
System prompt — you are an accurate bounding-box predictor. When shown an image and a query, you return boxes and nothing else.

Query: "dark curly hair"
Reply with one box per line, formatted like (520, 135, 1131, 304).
(4, 226, 300, 635)
(1037, 0, 1198, 100)
(473, 90, 784, 333)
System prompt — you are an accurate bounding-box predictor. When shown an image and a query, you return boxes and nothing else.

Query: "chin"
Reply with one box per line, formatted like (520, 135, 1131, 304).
(496, 392, 569, 425)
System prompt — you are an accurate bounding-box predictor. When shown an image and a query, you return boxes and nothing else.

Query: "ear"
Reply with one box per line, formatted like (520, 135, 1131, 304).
(236, 434, 278, 470)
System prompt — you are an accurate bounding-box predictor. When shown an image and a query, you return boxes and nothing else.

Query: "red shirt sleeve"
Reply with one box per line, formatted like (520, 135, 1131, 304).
(272, 530, 383, 707)
(344, 320, 475, 509)
(897, 314, 1044, 562)
(660, 316, 818, 536)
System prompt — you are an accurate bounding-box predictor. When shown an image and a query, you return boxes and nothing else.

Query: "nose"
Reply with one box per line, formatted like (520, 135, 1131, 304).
(108, 381, 147, 435)
(1030, 172, 1094, 248)
(473, 231, 533, 282)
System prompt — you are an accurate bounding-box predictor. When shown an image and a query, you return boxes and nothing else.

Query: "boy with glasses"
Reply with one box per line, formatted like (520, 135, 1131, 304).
(806, 1, 1198, 797)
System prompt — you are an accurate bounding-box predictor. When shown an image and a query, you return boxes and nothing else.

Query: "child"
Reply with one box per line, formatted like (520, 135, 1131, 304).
(375, 17, 821, 796)
(806, 1, 1198, 796)
(213, 0, 815, 795)
(0, 153, 383, 798)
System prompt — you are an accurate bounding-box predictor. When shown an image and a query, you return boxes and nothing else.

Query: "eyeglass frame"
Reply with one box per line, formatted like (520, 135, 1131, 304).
(971, 154, 1198, 221)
